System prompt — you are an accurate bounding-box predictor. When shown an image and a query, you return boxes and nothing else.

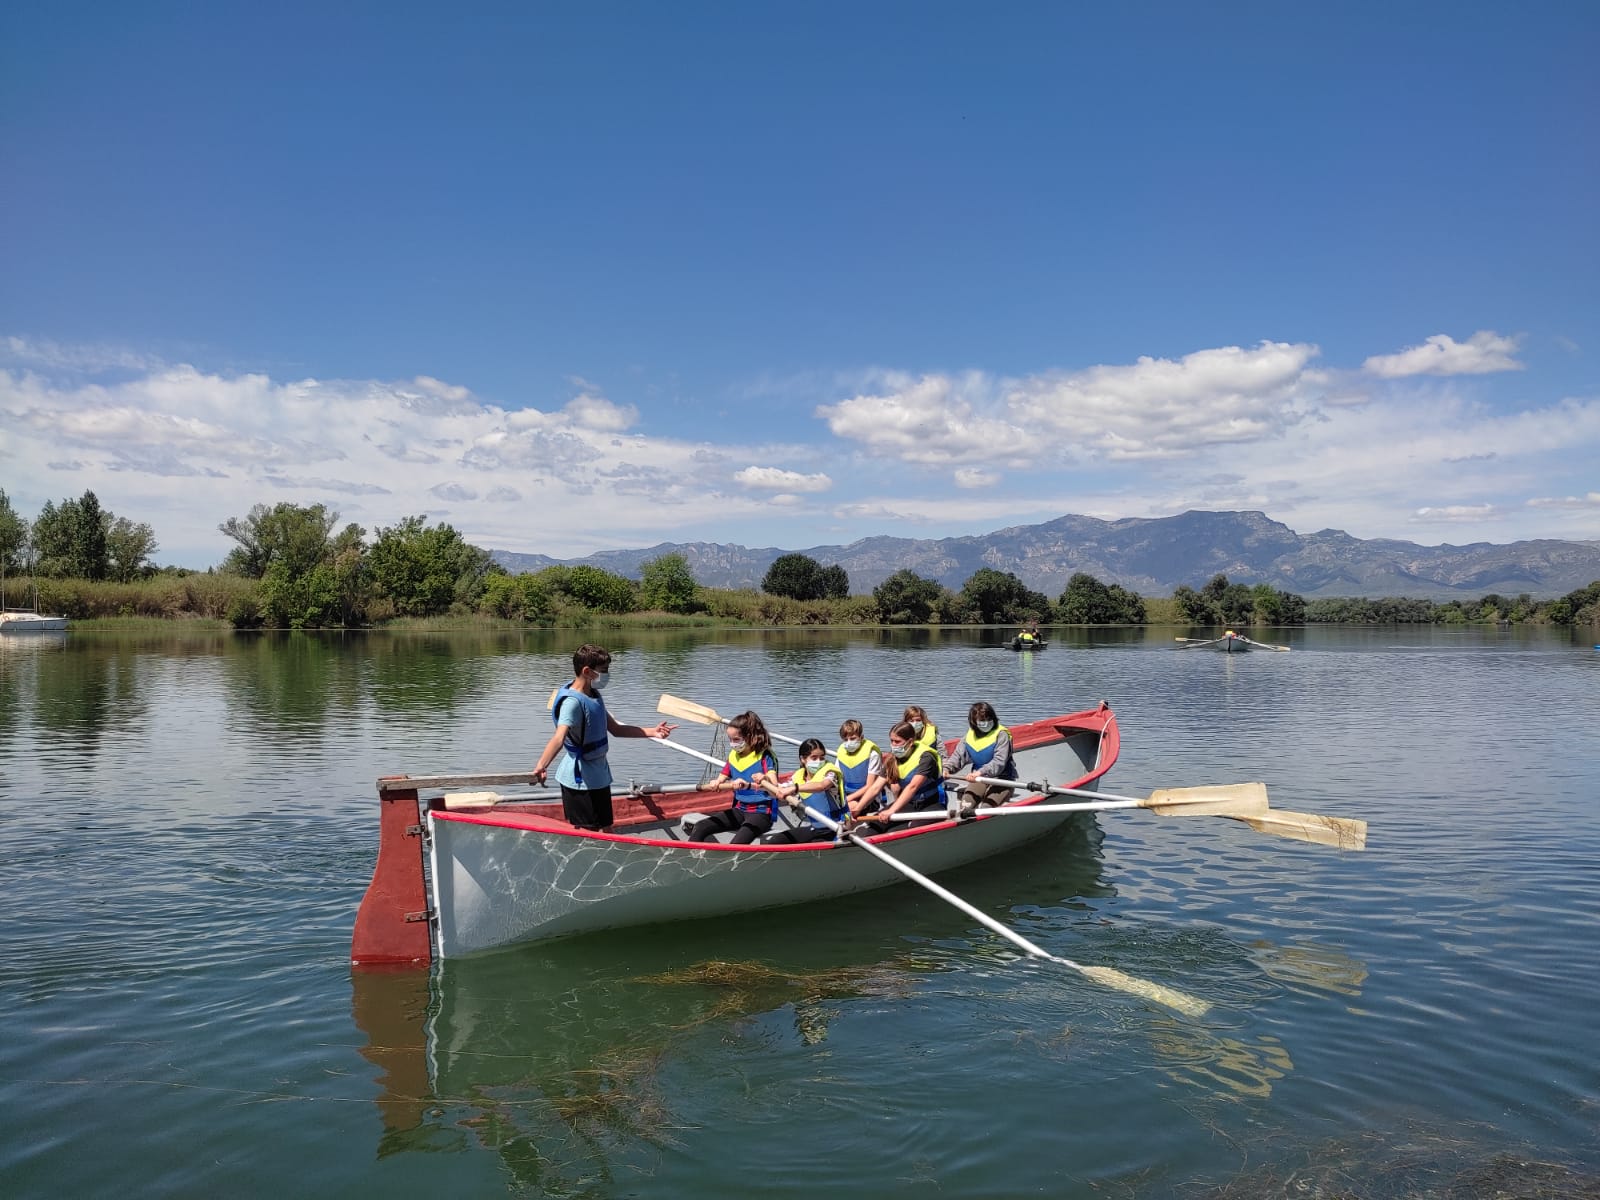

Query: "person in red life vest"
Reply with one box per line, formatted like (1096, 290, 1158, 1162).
(687, 710, 783, 844)
(941, 700, 1018, 819)
(765, 737, 848, 845)
(531, 644, 675, 831)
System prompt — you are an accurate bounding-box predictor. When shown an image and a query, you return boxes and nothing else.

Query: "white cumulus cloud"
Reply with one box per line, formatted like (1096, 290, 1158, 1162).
(1363, 331, 1523, 378)
(733, 466, 832, 493)
(1527, 492, 1600, 509)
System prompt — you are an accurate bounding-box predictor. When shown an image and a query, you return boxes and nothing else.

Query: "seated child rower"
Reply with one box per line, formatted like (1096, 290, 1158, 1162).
(902, 704, 939, 753)
(687, 711, 782, 845)
(942, 701, 1018, 819)
(765, 738, 847, 844)
(871, 720, 946, 824)
(836, 718, 889, 820)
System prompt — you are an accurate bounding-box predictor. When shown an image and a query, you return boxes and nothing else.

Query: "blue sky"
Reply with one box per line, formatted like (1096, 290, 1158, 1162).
(2, 1, 1597, 567)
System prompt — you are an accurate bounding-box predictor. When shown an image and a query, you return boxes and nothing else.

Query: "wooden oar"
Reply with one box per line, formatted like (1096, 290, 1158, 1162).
(909, 778, 1366, 849)
(948, 776, 1271, 816)
(811, 808, 1210, 1017)
(885, 801, 1367, 850)
(1241, 637, 1291, 653)
(1226, 809, 1364, 848)
(657, 693, 806, 747)
(649, 737, 1210, 1017)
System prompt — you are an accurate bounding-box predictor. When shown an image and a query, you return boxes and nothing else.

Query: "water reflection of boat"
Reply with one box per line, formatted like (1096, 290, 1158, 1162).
(0, 627, 67, 650)
(350, 928, 944, 1187)
(352, 705, 1118, 964)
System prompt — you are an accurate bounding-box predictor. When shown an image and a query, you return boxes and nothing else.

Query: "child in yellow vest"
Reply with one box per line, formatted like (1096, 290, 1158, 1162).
(687, 710, 782, 844)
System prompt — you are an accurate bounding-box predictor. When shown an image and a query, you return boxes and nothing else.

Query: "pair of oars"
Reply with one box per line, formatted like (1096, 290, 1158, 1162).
(887, 778, 1366, 849)
(648, 727, 1211, 1018)
(1176, 635, 1290, 652)
(657, 694, 1365, 849)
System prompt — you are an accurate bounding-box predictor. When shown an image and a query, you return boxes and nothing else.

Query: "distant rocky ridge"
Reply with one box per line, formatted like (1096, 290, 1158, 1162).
(491, 510, 1600, 600)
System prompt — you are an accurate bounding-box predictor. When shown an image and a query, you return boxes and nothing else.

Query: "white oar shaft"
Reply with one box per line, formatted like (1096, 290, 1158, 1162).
(806, 808, 1209, 1017)
(805, 810, 1074, 965)
(953, 775, 1171, 809)
(655, 739, 1209, 1015)
(655, 738, 725, 769)
(883, 799, 1145, 821)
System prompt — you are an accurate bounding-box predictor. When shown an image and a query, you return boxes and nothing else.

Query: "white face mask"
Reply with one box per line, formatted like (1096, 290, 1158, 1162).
(910, 720, 924, 733)
(727, 736, 745, 750)
(590, 671, 610, 692)
(842, 738, 862, 754)
(891, 743, 911, 760)
(805, 759, 825, 772)
(975, 720, 994, 733)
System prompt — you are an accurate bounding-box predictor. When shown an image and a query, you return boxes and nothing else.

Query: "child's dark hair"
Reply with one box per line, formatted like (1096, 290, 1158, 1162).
(968, 701, 998, 729)
(727, 710, 773, 760)
(839, 718, 864, 740)
(889, 720, 917, 743)
(572, 644, 611, 674)
(797, 738, 826, 762)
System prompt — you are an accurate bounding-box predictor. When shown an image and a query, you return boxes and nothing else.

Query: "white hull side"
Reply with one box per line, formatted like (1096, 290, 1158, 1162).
(429, 734, 1102, 957)
(0, 613, 68, 632)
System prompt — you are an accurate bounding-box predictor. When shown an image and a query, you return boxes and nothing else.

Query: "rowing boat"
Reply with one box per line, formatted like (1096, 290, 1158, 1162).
(1176, 631, 1289, 653)
(1009, 636, 1047, 651)
(351, 703, 1119, 966)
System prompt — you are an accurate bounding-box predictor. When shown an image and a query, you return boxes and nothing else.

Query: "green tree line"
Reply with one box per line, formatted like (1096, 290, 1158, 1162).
(5, 491, 1597, 629)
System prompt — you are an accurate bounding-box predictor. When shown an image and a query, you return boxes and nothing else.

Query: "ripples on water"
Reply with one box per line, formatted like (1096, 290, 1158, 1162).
(1, 627, 1598, 1197)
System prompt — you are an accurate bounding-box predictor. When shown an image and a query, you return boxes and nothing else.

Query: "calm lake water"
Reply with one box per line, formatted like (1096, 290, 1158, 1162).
(2, 626, 1598, 1198)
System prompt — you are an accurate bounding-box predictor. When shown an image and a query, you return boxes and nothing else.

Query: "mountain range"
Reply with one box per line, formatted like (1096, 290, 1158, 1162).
(491, 510, 1600, 600)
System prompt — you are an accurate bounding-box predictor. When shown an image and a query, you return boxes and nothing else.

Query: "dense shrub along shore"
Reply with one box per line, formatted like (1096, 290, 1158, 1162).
(5, 492, 1598, 630)
(24, 568, 1600, 632)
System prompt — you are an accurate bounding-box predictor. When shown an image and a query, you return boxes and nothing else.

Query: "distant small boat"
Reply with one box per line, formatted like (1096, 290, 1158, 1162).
(1175, 631, 1288, 654)
(1009, 635, 1047, 651)
(0, 610, 68, 633)
(0, 564, 68, 633)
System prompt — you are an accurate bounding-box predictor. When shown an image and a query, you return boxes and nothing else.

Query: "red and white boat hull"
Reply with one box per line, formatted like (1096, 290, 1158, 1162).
(353, 705, 1118, 965)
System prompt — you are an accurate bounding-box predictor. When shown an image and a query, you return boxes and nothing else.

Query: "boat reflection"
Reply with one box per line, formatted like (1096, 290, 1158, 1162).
(351, 923, 935, 1189)
(351, 819, 1115, 1186)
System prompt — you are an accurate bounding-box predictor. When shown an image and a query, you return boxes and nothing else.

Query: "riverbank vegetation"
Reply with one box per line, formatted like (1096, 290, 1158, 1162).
(4, 492, 1597, 631)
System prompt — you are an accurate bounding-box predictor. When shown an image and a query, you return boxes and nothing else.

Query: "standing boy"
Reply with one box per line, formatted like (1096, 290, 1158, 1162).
(531, 644, 674, 830)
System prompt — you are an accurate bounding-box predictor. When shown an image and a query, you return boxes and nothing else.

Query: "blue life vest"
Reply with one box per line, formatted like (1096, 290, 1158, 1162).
(963, 724, 1017, 778)
(895, 745, 945, 810)
(835, 739, 881, 808)
(726, 748, 778, 820)
(795, 761, 847, 828)
(551, 686, 608, 786)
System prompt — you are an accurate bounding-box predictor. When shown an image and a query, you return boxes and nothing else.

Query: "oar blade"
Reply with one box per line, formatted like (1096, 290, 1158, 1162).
(1144, 782, 1269, 817)
(1075, 964, 1211, 1018)
(657, 693, 723, 726)
(1231, 809, 1367, 850)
